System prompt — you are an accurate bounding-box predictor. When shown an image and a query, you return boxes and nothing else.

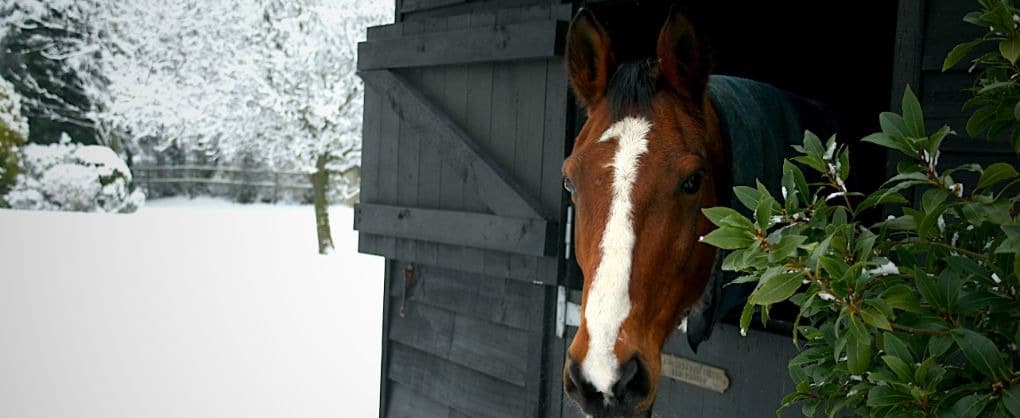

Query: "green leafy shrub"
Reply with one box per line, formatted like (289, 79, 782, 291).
(943, 0, 1020, 152)
(701, 87, 1019, 417)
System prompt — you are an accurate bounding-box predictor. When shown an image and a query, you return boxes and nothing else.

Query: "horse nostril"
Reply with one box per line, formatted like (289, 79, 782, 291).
(612, 356, 651, 403)
(564, 356, 654, 416)
(564, 357, 589, 396)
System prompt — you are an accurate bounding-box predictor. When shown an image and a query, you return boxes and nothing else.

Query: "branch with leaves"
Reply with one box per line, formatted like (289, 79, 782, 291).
(702, 86, 1019, 417)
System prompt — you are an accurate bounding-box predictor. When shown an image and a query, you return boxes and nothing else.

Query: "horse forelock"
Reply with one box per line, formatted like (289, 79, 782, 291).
(607, 61, 657, 121)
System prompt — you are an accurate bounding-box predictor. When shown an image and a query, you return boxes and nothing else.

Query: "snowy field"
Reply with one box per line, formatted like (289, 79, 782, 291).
(0, 197, 384, 418)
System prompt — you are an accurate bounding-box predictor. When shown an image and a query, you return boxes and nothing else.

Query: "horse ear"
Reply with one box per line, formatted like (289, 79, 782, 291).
(656, 7, 709, 100)
(566, 9, 615, 109)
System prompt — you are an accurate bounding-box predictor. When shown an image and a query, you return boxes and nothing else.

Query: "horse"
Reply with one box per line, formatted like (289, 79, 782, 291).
(561, 7, 835, 417)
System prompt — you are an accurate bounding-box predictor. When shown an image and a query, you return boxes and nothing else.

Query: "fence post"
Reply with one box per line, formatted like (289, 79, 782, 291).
(273, 172, 280, 203)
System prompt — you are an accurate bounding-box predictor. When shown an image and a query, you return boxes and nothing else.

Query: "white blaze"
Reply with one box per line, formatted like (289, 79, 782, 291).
(582, 116, 650, 395)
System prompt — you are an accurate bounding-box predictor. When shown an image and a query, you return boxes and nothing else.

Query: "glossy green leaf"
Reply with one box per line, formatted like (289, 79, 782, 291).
(1001, 37, 1020, 64)
(883, 284, 922, 313)
(902, 86, 925, 138)
(951, 328, 1009, 380)
(881, 355, 913, 381)
(927, 334, 954, 358)
(997, 225, 1020, 254)
(921, 188, 950, 214)
(733, 186, 761, 211)
(977, 162, 1019, 191)
(866, 385, 910, 408)
(879, 112, 911, 139)
(700, 226, 755, 250)
(846, 315, 872, 374)
(1003, 386, 1020, 417)
(944, 39, 985, 71)
(951, 394, 991, 418)
(739, 302, 754, 336)
(862, 132, 915, 156)
(769, 234, 807, 263)
(702, 207, 754, 230)
(882, 332, 914, 363)
(967, 106, 996, 139)
(749, 272, 803, 305)
(861, 305, 893, 331)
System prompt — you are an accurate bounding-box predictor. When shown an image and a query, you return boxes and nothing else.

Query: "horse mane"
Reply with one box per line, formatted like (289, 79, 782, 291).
(607, 60, 657, 120)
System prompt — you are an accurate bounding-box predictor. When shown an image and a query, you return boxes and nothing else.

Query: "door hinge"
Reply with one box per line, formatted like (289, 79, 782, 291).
(556, 285, 581, 338)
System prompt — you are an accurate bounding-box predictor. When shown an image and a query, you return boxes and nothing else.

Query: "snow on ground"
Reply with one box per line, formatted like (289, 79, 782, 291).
(0, 197, 384, 418)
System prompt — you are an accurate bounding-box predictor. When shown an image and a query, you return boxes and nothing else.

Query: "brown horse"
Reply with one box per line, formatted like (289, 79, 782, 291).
(561, 7, 723, 416)
(560, 4, 845, 415)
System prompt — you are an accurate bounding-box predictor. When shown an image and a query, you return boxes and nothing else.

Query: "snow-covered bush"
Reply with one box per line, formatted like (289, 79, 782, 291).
(0, 75, 28, 196)
(4, 135, 144, 212)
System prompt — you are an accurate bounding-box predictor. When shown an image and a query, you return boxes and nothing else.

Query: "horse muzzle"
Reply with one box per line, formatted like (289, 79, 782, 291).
(564, 355, 654, 417)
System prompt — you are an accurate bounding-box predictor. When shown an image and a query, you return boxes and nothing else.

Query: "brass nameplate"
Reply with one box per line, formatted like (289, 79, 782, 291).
(660, 353, 730, 394)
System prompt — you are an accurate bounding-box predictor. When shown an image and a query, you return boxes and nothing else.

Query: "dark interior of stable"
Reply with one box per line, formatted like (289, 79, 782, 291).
(578, 0, 899, 191)
(567, 1, 900, 324)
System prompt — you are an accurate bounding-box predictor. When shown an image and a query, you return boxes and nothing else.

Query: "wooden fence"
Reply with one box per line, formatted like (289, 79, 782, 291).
(133, 165, 313, 202)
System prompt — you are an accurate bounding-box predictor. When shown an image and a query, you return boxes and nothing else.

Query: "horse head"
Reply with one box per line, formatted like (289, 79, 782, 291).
(562, 7, 726, 417)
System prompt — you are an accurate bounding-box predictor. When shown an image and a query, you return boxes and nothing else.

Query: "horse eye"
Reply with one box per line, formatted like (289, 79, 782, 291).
(679, 172, 703, 195)
(563, 176, 576, 194)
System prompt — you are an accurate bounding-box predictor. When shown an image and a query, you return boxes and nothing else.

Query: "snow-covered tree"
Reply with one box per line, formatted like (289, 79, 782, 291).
(0, 74, 29, 195)
(0, 0, 102, 145)
(1, 0, 392, 252)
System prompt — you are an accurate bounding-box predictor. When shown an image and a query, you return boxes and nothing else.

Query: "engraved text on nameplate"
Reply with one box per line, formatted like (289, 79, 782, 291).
(660, 353, 730, 394)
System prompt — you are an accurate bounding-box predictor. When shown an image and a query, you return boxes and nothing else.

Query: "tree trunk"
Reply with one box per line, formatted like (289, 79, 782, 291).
(311, 154, 334, 254)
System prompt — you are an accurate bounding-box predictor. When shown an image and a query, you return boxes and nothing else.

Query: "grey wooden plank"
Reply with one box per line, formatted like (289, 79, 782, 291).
(522, 282, 554, 418)
(495, 2, 551, 24)
(469, 6, 496, 28)
(461, 62, 495, 214)
(448, 409, 472, 418)
(446, 12, 471, 31)
(400, 0, 465, 14)
(451, 312, 530, 386)
(542, 302, 569, 418)
(388, 343, 527, 418)
(484, 57, 524, 281)
(399, 0, 555, 22)
(378, 261, 394, 418)
(416, 71, 444, 212)
(514, 60, 548, 211)
(377, 71, 401, 207)
(889, 0, 926, 124)
(650, 324, 800, 417)
(886, 0, 928, 201)
(387, 298, 455, 357)
(483, 249, 512, 279)
(360, 85, 382, 204)
(489, 62, 519, 198)
(386, 265, 533, 330)
(551, 2, 572, 20)
(394, 69, 421, 263)
(541, 57, 569, 217)
(354, 203, 553, 256)
(366, 23, 404, 41)
(436, 47, 467, 212)
(374, 62, 402, 258)
(357, 20, 565, 70)
(359, 234, 559, 284)
(386, 381, 451, 418)
(360, 69, 544, 219)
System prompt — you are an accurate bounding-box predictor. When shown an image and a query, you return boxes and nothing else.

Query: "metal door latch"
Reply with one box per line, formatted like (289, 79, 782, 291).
(556, 285, 581, 338)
